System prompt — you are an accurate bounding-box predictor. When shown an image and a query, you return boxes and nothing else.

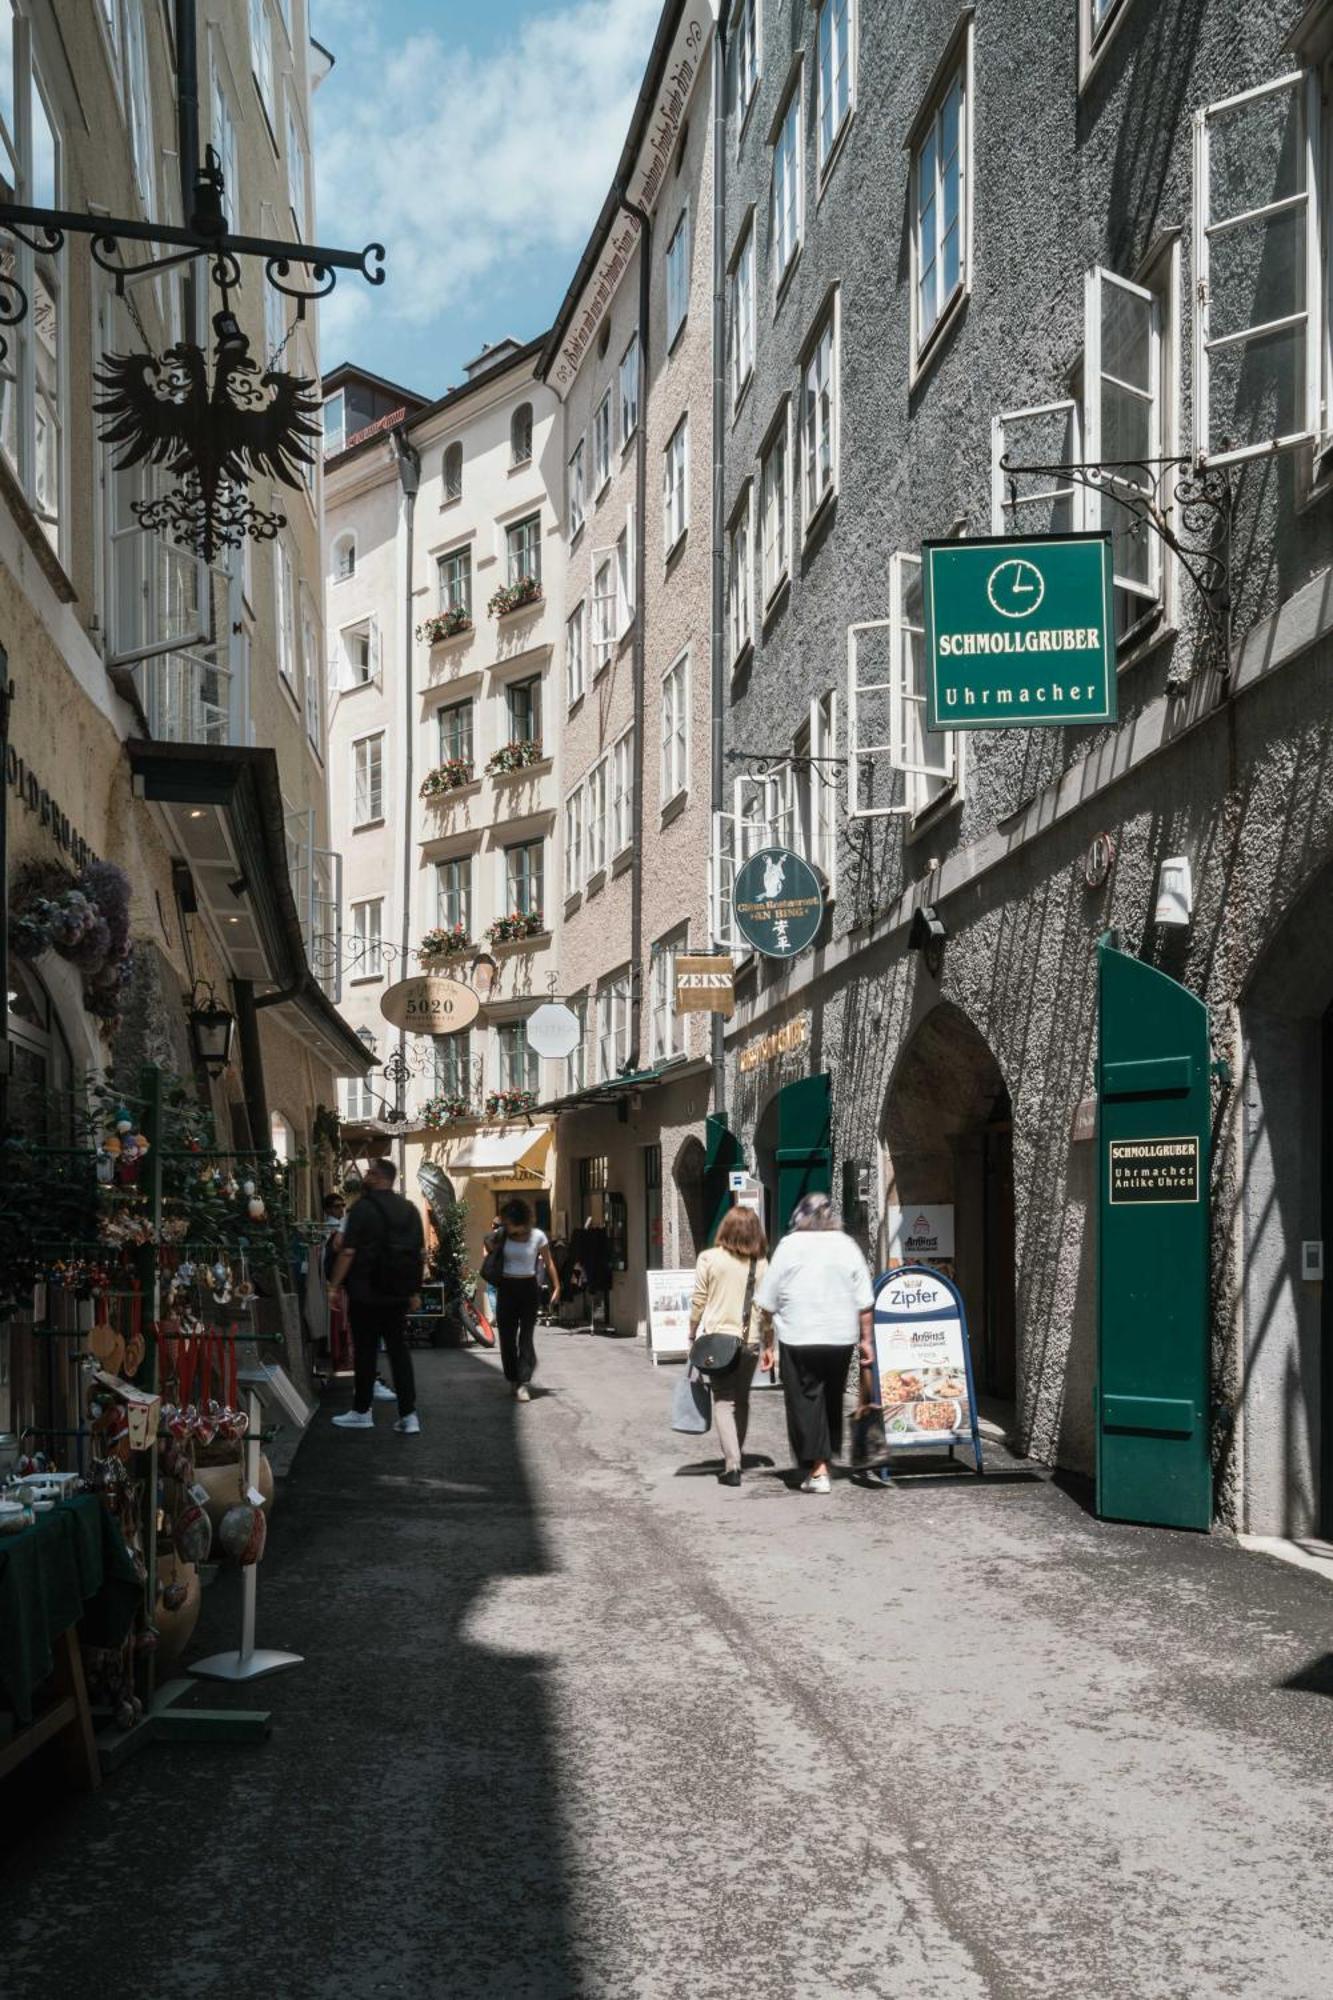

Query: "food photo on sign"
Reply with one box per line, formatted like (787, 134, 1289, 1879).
(869, 1265, 983, 1471)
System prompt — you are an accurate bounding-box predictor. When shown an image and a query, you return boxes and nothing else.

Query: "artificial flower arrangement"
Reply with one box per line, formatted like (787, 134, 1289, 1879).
(9, 859, 134, 1038)
(419, 1093, 473, 1127)
(485, 1088, 538, 1119)
(485, 739, 544, 776)
(487, 575, 542, 618)
(416, 605, 473, 645)
(419, 923, 472, 960)
(485, 909, 544, 945)
(420, 757, 475, 798)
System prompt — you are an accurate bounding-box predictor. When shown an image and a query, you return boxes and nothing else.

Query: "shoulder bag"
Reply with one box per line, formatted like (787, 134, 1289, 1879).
(687, 1256, 757, 1377)
(480, 1233, 506, 1288)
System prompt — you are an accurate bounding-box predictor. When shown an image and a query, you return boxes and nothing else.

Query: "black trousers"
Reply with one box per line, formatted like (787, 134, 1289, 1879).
(350, 1296, 416, 1416)
(780, 1343, 854, 1468)
(496, 1277, 540, 1384)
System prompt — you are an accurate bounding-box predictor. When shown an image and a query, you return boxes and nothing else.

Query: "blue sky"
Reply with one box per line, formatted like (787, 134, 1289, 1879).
(311, 0, 661, 399)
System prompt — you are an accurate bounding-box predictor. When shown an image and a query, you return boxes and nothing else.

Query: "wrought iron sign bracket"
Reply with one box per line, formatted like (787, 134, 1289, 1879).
(997, 454, 1235, 678)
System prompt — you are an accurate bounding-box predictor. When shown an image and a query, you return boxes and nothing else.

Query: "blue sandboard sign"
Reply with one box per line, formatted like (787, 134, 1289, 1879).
(870, 1264, 984, 1476)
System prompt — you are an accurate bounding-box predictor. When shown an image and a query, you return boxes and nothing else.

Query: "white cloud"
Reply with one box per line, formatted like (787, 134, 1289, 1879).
(311, 0, 662, 370)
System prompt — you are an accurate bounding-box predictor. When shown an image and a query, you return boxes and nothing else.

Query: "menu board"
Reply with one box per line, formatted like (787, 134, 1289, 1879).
(871, 1264, 983, 1470)
(646, 1269, 695, 1363)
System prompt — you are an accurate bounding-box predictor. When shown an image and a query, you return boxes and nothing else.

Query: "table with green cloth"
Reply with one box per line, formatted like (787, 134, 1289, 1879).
(0, 1493, 143, 1726)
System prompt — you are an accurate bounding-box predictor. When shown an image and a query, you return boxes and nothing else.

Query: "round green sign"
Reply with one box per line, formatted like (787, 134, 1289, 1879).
(733, 847, 825, 959)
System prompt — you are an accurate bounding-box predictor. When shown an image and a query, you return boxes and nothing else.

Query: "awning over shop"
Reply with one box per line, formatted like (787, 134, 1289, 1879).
(541, 1055, 706, 1114)
(446, 1127, 551, 1181)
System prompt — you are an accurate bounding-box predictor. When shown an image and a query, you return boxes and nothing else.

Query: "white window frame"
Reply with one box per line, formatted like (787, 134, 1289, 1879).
(759, 399, 792, 606)
(908, 24, 972, 376)
(592, 390, 613, 494)
(212, 63, 240, 232)
(338, 617, 379, 691)
(585, 757, 609, 879)
(124, 0, 155, 214)
(771, 74, 804, 292)
(846, 556, 960, 824)
(506, 510, 542, 589)
(727, 485, 753, 668)
(497, 1019, 539, 1097)
(566, 599, 587, 707)
(650, 926, 689, 1063)
(1079, 0, 1134, 89)
(660, 650, 690, 807)
(729, 215, 756, 409)
(619, 335, 640, 445)
(616, 502, 637, 635)
(1, 28, 67, 552)
(801, 298, 839, 535)
(568, 437, 586, 537)
(275, 538, 297, 689)
(503, 837, 545, 924)
(1193, 71, 1321, 466)
(663, 415, 690, 554)
(596, 969, 632, 1082)
(249, 0, 274, 132)
(353, 731, 384, 827)
(564, 784, 585, 898)
(816, 0, 855, 181)
(991, 399, 1083, 536)
(666, 205, 691, 349)
(796, 690, 839, 891)
(610, 726, 635, 857)
(511, 401, 533, 467)
(735, 0, 760, 129)
(436, 853, 472, 933)
(302, 600, 321, 749)
(710, 776, 776, 951)
(332, 531, 356, 582)
(436, 543, 472, 618)
(1084, 263, 1165, 624)
(351, 897, 384, 979)
(436, 696, 473, 766)
(285, 91, 308, 238)
(591, 551, 617, 674)
(442, 441, 463, 505)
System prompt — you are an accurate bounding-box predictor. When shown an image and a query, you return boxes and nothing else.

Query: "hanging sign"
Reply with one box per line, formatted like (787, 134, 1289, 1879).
(645, 1268, 696, 1364)
(525, 1002, 581, 1059)
(922, 532, 1116, 732)
(870, 1264, 984, 1473)
(675, 954, 735, 1016)
(887, 1204, 955, 1264)
(733, 848, 824, 959)
(380, 975, 480, 1037)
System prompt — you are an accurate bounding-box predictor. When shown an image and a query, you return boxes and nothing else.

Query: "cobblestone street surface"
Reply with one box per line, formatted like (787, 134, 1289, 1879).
(3, 1333, 1333, 1999)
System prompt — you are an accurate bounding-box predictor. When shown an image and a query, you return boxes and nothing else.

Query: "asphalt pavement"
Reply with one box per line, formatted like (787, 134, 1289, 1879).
(3, 1330, 1333, 1999)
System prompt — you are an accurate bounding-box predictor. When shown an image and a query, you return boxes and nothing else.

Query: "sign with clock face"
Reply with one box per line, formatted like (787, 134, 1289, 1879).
(922, 532, 1116, 732)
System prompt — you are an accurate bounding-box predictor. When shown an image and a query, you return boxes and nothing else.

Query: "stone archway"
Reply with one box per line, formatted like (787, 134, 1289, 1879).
(672, 1135, 708, 1263)
(881, 1002, 1016, 1401)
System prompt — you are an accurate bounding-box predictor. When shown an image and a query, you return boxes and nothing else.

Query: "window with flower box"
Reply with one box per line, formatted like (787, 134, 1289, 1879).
(505, 675, 542, 748)
(504, 839, 544, 922)
(435, 855, 473, 936)
(506, 512, 542, 589)
(433, 1030, 472, 1103)
(566, 600, 586, 706)
(437, 546, 472, 620)
(498, 1021, 539, 1096)
(436, 699, 473, 768)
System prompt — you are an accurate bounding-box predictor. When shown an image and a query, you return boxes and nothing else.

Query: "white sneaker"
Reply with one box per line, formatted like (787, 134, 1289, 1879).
(515, 1384, 531, 1403)
(332, 1409, 373, 1430)
(373, 1380, 397, 1402)
(800, 1471, 832, 1494)
(394, 1413, 420, 1435)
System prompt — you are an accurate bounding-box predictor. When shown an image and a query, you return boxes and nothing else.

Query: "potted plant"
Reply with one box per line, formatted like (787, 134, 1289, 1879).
(487, 575, 542, 618)
(419, 923, 472, 960)
(420, 1093, 473, 1127)
(485, 910, 544, 946)
(416, 606, 473, 645)
(485, 1088, 538, 1119)
(420, 757, 475, 799)
(485, 739, 544, 776)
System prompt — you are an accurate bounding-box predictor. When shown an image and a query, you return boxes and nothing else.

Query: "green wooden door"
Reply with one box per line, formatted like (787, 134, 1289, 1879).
(1097, 941, 1212, 1530)
(776, 1073, 832, 1235)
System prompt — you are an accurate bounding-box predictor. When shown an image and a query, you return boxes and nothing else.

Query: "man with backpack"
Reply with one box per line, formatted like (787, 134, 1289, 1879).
(328, 1159, 425, 1435)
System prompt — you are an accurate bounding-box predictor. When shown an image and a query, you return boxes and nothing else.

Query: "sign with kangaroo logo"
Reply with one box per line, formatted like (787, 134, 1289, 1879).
(732, 847, 824, 959)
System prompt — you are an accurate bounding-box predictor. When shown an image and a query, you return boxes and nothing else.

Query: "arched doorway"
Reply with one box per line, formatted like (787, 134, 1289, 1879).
(673, 1135, 708, 1262)
(881, 1004, 1016, 1402)
(754, 1073, 832, 1240)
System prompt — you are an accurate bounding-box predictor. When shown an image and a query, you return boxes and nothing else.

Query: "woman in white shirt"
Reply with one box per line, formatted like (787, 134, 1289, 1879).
(486, 1198, 562, 1401)
(757, 1193, 875, 1494)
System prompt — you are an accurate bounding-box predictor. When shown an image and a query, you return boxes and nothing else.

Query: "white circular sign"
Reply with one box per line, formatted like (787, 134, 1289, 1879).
(986, 557, 1046, 619)
(380, 975, 480, 1037)
(525, 1002, 581, 1060)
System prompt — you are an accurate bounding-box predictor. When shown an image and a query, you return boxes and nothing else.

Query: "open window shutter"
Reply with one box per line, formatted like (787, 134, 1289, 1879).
(847, 618, 906, 819)
(620, 503, 636, 633)
(891, 552, 949, 781)
(709, 809, 736, 946)
(810, 690, 838, 895)
(1085, 264, 1161, 601)
(991, 401, 1081, 536)
(370, 620, 383, 687)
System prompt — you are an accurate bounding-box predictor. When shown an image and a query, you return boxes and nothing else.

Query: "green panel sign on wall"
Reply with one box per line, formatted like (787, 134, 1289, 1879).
(923, 533, 1116, 732)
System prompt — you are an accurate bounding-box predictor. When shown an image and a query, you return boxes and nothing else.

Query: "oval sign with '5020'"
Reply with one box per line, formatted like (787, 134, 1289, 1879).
(380, 975, 480, 1038)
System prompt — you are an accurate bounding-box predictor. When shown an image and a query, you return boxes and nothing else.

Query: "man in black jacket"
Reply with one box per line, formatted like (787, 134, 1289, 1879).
(329, 1159, 425, 1434)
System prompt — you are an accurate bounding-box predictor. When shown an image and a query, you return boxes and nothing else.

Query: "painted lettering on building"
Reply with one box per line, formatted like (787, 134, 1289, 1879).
(739, 1017, 809, 1074)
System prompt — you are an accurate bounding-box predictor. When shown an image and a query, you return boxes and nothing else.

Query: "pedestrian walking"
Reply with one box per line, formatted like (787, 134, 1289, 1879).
(484, 1198, 561, 1401)
(756, 1193, 874, 1493)
(686, 1207, 768, 1486)
(328, 1159, 425, 1434)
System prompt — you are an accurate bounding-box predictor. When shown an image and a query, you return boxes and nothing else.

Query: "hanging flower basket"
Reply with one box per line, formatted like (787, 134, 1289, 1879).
(420, 1094, 474, 1127)
(487, 575, 542, 618)
(485, 739, 544, 776)
(419, 924, 472, 961)
(416, 606, 473, 644)
(9, 859, 134, 1040)
(485, 910, 544, 946)
(420, 758, 475, 799)
(485, 1088, 538, 1119)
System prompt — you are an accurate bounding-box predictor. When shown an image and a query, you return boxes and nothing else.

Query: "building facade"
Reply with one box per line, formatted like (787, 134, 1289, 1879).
(717, 0, 1333, 1537)
(323, 340, 565, 1274)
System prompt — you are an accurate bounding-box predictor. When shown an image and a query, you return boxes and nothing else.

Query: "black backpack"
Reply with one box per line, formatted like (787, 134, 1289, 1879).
(359, 1191, 423, 1300)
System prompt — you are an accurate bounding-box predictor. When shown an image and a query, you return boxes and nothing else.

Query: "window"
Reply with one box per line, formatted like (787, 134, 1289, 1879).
(616, 504, 636, 633)
(663, 417, 689, 552)
(286, 96, 307, 237)
(124, 0, 154, 210)
(619, 336, 640, 444)
(344, 1073, 377, 1122)
(506, 674, 542, 746)
(566, 994, 588, 1093)
(511, 401, 533, 467)
(816, 0, 854, 176)
(666, 208, 690, 347)
(437, 698, 472, 765)
(661, 653, 689, 804)
(333, 532, 355, 581)
(611, 727, 635, 855)
(0, 35, 65, 550)
(340, 619, 377, 689)
(591, 554, 617, 673)
(846, 554, 958, 821)
(727, 490, 753, 665)
(585, 757, 608, 877)
(352, 898, 384, 978)
(772, 80, 803, 287)
(504, 839, 544, 921)
(1080, 0, 1131, 79)
(564, 785, 585, 897)
(353, 734, 384, 824)
(433, 1029, 472, 1103)
(910, 41, 969, 364)
(1084, 264, 1164, 638)
(302, 606, 321, 746)
(796, 692, 837, 885)
(729, 219, 755, 407)
(760, 404, 790, 603)
(212, 66, 240, 228)
(275, 540, 297, 688)
(802, 305, 838, 527)
(592, 392, 612, 493)
(596, 970, 632, 1081)
(249, 0, 274, 128)
(437, 545, 472, 618)
(566, 600, 586, 706)
(568, 438, 586, 536)
(498, 1021, 538, 1096)
(736, 0, 759, 121)
(263, 206, 285, 358)
(1195, 73, 1319, 465)
(991, 399, 1082, 535)
(323, 391, 345, 457)
(436, 854, 472, 933)
(442, 441, 462, 504)
(506, 512, 542, 587)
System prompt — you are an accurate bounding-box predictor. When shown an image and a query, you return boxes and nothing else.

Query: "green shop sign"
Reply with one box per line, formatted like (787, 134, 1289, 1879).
(923, 533, 1116, 732)
(733, 848, 824, 959)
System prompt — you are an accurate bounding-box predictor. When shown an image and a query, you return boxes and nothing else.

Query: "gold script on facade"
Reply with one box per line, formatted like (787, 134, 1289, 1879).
(675, 955, 735, 1016)
(739, 1018, 809, 1074)
(380, 976, 480, 1037)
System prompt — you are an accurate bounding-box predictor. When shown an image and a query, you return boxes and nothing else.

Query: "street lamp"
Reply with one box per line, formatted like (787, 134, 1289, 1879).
(186, 981, 236, 1077)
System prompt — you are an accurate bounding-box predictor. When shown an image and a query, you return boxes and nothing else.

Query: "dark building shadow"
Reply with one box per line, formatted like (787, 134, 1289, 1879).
(1278, 1652, 1333, 1700)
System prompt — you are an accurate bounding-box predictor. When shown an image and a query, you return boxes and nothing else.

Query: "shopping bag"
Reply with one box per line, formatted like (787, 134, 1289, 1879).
(850, 1403, 891, 1469)
(671, 1369, 712, 1434)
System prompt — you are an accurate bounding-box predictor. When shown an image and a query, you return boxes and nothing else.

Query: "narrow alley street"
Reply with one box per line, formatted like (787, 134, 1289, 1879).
(3, 1332, 1332, 2000)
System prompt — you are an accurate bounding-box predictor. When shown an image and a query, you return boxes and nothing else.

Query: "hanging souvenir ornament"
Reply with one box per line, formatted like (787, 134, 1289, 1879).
(217, 1501, 266, 1567)
(174, 1498, 212, 1567)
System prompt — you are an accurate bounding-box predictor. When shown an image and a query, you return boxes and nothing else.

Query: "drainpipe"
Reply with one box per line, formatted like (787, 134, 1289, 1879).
(390, 426, 421, 1168)
(175, 0, 200, 221)
(709, 12, 728, 1121)
(619, 196, 651, 1071)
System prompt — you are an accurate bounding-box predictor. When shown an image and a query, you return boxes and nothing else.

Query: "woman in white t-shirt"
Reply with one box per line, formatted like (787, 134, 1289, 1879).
(485, 1198, 561, 1401)
(756, 1192, 875, 1494)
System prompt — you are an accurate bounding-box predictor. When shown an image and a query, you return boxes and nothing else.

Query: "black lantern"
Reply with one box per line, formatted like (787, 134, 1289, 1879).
(187, 981, 236, 1077)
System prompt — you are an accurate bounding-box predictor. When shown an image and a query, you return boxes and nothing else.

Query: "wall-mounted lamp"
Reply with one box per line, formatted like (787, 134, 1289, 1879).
(1154, 856, 1193, 928)
(908, 903, 948, 977)
(186, 980, 236, 1077)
